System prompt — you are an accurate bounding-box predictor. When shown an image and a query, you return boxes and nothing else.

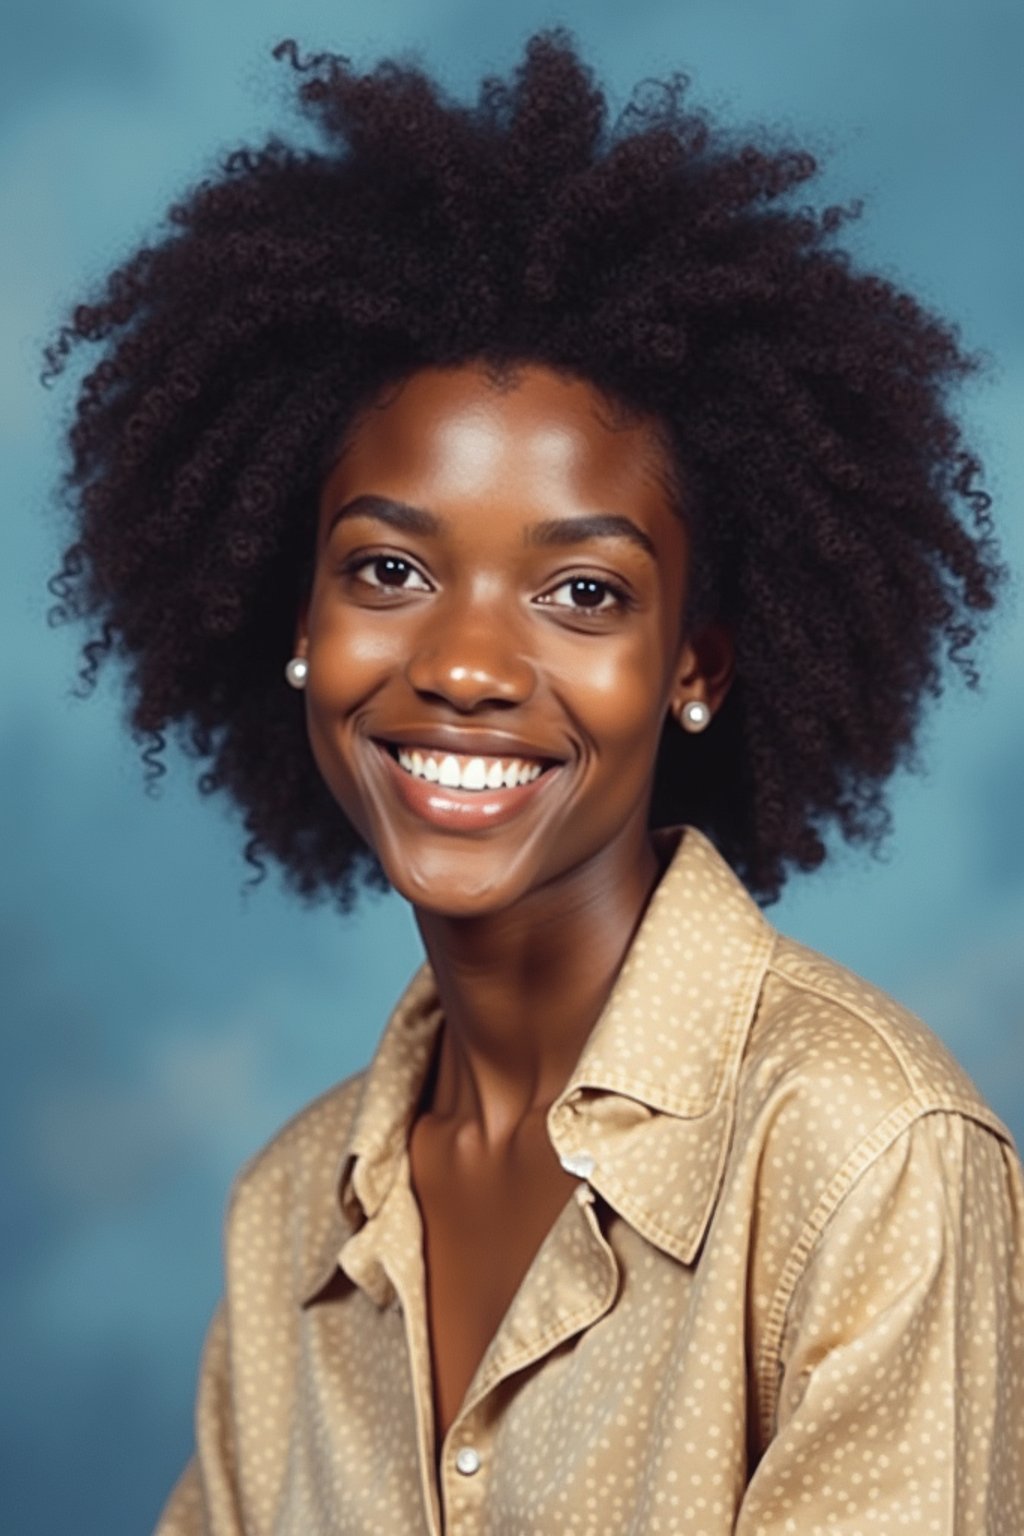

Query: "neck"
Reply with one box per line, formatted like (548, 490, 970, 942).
(413, 822, 667, 1147)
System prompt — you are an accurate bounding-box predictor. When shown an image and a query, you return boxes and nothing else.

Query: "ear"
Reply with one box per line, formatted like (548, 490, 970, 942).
(667, 621, 734, 723)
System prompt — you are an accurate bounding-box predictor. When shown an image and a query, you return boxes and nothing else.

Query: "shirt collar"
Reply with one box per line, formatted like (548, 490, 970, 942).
(545, 825, 774, 1262)
(302, 825, 774, 1302)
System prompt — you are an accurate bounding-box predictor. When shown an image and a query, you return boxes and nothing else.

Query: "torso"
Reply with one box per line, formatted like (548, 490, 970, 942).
(408, 1109, 579, 1452)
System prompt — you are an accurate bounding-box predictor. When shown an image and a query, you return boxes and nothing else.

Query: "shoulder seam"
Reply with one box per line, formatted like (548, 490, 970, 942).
(766, 951, 946, 1096)
(754, 1093, 1012, 1445)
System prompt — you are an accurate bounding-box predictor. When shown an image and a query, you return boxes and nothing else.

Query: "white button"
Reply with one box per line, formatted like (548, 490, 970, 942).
(455, 1446, 481, 1476)
(559, 1150, 596, 1180)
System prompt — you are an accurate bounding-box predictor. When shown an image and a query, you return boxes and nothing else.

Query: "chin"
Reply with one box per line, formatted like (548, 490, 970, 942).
(379, 839, 531, 919)
(395, 868, 516, 920)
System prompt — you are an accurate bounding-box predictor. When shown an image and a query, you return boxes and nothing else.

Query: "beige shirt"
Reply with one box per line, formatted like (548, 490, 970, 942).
(156, 827, 1024, 1535)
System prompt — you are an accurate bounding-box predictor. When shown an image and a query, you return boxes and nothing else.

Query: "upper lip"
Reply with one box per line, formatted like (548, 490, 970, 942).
(372, 726, 567, 764)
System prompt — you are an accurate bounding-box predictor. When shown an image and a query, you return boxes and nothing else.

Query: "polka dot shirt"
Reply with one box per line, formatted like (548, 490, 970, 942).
(155, 827, 1024, 1534)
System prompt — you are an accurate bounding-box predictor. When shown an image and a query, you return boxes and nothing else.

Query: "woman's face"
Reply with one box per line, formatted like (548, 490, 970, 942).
(297, 362, 727, 918)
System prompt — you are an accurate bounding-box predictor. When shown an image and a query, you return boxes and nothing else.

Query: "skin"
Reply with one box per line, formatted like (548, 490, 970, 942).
(294, 361, 733, 1446)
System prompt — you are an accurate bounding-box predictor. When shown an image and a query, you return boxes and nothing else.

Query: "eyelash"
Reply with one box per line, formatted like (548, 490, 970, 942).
(339, 553, 633, 618)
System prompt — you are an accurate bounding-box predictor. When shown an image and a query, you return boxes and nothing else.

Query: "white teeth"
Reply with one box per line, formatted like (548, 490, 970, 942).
(393, 747, 546, 792)
(438, 754, 462, 788)
(461, 757, 488, 790)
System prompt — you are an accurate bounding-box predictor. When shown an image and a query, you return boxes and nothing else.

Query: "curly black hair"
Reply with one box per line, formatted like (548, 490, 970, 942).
(44, 29, 1003, 907)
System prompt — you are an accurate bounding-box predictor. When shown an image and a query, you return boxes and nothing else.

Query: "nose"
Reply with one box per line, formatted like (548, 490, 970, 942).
(404, 596, 537, 712)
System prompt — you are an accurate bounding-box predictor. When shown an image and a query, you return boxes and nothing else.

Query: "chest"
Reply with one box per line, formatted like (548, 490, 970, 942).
(408, 1118, 579, 1447)
(277, 1209, 755, 1536)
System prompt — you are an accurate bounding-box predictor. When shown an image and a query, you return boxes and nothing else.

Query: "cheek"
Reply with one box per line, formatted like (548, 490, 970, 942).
(556, 635, 670, 766)
(307, 593, 404, 703)
(300, 600, 405, 820)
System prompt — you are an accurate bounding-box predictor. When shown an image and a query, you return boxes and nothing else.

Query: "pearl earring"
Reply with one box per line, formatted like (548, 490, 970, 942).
(679, 699, 711, 733)
(285, 656, 308, 689)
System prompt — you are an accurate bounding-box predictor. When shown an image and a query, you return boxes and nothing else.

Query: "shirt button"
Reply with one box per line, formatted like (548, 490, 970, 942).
(455, 1446, 481, 1477)
(559, 1150, 596, 1180)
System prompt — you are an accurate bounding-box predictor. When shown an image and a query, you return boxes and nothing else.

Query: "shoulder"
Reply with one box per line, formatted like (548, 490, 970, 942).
(222, 1069, 368, 1282)
(733, 935, 1022, 1434)
(232, 1068, 368, 1193)
(741, 931, 1010, 1143)
(732, 933, 1015, 1290)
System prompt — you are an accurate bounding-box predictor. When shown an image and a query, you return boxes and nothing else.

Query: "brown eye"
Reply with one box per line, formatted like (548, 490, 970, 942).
(348, 555, 432, 591)
(568, 578, 611, 608)
(541, 575, 629, 614)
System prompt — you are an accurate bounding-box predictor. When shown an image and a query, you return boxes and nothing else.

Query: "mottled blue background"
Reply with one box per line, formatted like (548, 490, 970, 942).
(2, 1, 1021, 1531)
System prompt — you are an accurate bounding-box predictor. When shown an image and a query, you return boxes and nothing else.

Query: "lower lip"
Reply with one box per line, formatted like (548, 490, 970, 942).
(373, 744, 563, 832)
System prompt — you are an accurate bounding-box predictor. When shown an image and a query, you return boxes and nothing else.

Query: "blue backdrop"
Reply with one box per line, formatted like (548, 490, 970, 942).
(2, 1, 1021, 1531)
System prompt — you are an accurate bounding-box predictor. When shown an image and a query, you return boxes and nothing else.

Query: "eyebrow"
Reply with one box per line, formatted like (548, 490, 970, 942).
(326, 494, 657, 561)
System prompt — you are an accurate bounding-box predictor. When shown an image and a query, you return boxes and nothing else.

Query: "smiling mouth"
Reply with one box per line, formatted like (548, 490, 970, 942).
(378, 742, 555, 793)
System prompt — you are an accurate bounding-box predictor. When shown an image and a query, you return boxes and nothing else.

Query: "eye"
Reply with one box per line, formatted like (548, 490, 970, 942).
(539, 575, 630, 615)
(345, 554, 432, 592)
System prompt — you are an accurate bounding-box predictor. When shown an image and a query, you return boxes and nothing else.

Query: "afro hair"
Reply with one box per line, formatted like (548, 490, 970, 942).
(44, 28, 1003, 907)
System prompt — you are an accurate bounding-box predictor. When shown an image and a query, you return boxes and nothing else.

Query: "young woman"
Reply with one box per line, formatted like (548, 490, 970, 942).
(46, 30, 1023, 1535)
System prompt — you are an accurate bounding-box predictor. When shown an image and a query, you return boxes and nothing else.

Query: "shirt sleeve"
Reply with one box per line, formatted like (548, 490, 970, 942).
(736, 1109, 1024, 1534)
(153, 1303, 244, 1536)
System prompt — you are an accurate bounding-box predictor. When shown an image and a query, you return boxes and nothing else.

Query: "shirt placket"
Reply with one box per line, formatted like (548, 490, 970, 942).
(436, 1177, 620, 1535)
(375, 1164, 446, 1535)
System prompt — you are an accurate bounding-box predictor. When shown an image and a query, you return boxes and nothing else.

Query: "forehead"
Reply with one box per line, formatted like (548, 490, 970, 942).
(319, 363, 679, 523)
